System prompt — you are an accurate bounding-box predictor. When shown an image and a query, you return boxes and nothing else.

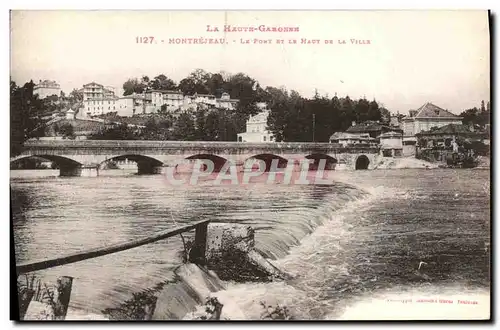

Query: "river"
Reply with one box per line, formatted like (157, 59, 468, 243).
(10, 168, 491, 320)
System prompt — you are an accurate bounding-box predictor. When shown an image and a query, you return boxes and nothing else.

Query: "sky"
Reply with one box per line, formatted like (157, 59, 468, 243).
(10, 10, 490, 114)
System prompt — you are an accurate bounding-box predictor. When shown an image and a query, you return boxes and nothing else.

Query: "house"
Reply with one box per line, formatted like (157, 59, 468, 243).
(329, 132, 377, 147)
(237, 103, 274, 143)
(81, 82, 119, 117)
(144, 89, 184, 112)
(216, 92, 239, 110)
(401, 102, 462, 143)
(415, 124, 489, 164)
(415, 124, 489, 149)
(346, 121, 403, 139)
(34, 80, 61, 99)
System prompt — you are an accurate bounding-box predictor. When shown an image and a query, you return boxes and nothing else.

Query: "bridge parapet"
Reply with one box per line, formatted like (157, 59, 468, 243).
(13, 140, 381, 175)
(22, 140, 380, 154)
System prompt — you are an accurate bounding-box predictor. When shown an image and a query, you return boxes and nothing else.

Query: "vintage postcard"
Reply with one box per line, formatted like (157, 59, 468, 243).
(10, 10, 491, 321)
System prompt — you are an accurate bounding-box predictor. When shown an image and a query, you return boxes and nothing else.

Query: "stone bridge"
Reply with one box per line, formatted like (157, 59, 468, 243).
(11, 140, 381, 176)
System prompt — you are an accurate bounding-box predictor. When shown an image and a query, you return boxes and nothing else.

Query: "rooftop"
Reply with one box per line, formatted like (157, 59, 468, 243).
(379, 131, 402, 138)
(346, 121, 402, 133)
(148, 89, 183, 94)
(83, 82, 104, 88)
(329, 132, 373, 140)
(416, 124, 486, 136)
(412, 102, 461, 119)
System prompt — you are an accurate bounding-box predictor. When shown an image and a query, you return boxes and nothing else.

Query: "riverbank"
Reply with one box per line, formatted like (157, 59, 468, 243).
(372, 157, 439, 170)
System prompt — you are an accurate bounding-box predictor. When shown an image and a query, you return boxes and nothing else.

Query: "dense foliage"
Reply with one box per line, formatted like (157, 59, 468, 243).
(10, 81, 48, 156)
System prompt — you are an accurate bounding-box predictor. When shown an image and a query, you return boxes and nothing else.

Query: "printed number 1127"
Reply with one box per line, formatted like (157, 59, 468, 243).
(136, 36, 155, 44)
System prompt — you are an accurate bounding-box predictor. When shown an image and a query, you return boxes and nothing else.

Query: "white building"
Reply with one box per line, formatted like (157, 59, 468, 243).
(33, 80, 61, 99)
(216, 92, 239, 110)
(144, 89, 184, 112)
(194, 93, 217, 106)
(237, 104, 274, 142)
(81, 82, 120, 117)
(329, 132, 376, 146)
(379, 131, 403, 157)
(401, 102, 462, 156)
(163, 90, 184, 110)
(402, 102, 462, 140)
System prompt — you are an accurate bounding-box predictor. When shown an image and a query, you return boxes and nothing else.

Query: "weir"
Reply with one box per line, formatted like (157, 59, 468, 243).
(15, 220, 289, 320)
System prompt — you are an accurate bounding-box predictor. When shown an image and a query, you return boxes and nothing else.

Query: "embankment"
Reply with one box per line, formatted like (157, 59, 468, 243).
(372, 157, 439, 170)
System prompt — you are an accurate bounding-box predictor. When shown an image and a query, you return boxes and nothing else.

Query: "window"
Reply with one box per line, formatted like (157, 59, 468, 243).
(263, 136, 267, 142)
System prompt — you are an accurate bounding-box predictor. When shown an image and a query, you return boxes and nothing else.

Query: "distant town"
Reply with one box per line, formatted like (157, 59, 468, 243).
(11, 70, 491, 170)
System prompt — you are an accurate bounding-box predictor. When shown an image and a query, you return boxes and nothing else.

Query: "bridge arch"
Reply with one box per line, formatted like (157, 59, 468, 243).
(10, 154, 87, 176)
(99, 154, 164, 174)
(355, 155, 370, 170)
(305, 154, 338, 170)
(245, 153, 288, 172)
(185, 154, 229, 172)
(10, 154, 82, 169)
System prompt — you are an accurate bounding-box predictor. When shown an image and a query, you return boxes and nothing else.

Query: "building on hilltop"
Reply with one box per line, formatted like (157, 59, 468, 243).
(144, 89, 184, 113)
(82, 82, 120, 117)
(34, 80, 61, 99)
(80, 83, 240, 117)
(216, 92, 239, 110)
(237, 103, 274, 143)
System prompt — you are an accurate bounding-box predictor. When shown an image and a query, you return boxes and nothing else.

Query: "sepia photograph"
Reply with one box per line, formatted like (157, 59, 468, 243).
(9, 10, 491, 321)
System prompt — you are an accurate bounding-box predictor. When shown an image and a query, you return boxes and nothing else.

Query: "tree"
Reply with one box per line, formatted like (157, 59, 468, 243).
(194, 108, 207, 140)
(69, 88, 83, 102)
(123, 78, 147, 96)
(379, 107, 391, 125)
(368, 100, 381, 122)
(59, 123, 75, 139)
(89, 123, 142, 140)
(149, 74, 177, 91)
(339, 96, 355, 131)
(460, 107, 480, 126)
(173, 112, 196, 140)
(178, 69, 211, 95)
(10, 80, 47, 156)
(354, 98, 370, 123)
(206, 73, 225, 96)
(205, 111, 220, 140)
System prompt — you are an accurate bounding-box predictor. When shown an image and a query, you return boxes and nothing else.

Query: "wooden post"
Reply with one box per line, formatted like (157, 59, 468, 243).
(192, 222, 208, 265)
(53, 276, 73, 320)
(18, 288, 34, 320)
